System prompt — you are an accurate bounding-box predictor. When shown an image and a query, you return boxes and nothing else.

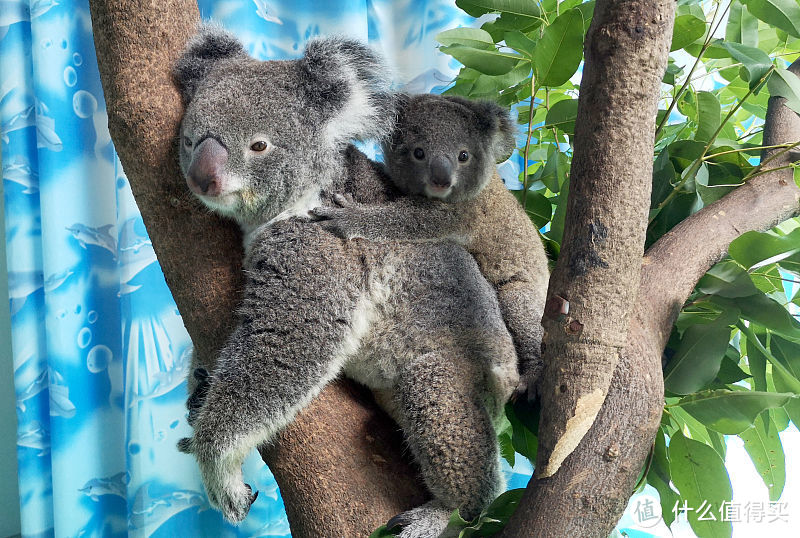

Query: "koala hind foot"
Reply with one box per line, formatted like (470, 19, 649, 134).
(387, 501, 453, 538)
(204, 469, 259, 524)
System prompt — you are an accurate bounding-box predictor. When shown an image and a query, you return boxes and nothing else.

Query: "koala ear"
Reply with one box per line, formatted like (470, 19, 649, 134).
(300, 37, 395, 145)
(173, 23, 247, 101)
(443, 96, 516, 162)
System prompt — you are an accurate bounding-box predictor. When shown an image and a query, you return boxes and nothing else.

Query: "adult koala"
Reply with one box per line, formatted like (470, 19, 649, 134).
(174, 25, 526, 537)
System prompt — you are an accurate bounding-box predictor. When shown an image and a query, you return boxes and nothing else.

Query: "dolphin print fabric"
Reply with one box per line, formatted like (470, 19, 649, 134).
(0, 1, 537, 536)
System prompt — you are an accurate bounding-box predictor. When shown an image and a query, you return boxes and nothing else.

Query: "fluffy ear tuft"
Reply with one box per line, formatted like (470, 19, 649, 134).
(174, 22, 247, 102)
(300, 36, 395, 145)
(444, 96, 516, 162)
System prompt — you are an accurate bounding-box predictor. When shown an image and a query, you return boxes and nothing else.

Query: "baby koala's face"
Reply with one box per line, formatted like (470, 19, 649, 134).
(382, 94, 514, 203)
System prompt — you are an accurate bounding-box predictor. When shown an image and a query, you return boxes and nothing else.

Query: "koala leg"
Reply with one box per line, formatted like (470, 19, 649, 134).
(179, 224, 375, 524)
(389, 351, 504, 537)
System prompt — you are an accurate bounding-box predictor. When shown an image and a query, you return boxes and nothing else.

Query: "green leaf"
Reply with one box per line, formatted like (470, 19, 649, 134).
(647, 428, 679, 528)
(538, 151, 569, 192)
(739, 413, 786, 501)
(671, 4, 708, 52)
(746, 329, 768, 392)
(694, 91, 721, 142)
(506, 401, 538, 462)
(456, 0, 542, 18)
(744, 0, 800, 39)
(664, 310, 739, 395)
(440, 45, 525, 76)
(436, 28, 497, 49)
(767, 67, 800, 114)
(675, 389, 797, 434)
(771, 336, 800, 426)
(726, 3, 760, 47)
(720, 42, 773, 90)
(533, 8, 584, 87)
(696, 259, 759, 298)
(545, 99, 579, 135)
(517, 190, 552, 229)
(669, 432, 733, 538)
(731, 293, 800, 341)
(369, 525, 397, 538)
(547, 178, 569, 244)
(728, 228, 800, 270)
(794, 165, 800, 188)
(504, 30, 536, 57)
(678, 89, 698, 123)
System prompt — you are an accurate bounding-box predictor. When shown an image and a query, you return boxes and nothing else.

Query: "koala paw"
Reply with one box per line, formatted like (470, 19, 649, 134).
(186, 367, 211, 426)
(205, 474, 259, 525)
(309, 195, 369, 240)
(512, 358, 543, 404)
(387, 502, 453, 538)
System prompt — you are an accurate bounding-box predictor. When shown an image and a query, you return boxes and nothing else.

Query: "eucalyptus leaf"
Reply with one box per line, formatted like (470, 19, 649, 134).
(533, 8, 584, 87)
(744, 0, 800, 39)
(647, 428, 679, 528)
(504, 30, 536, 57)
(668, 432, 733, 538)
(664, 309, 739, 395)
(671, 5, 708, 51)
(675, 389, 796, 434)
(696, 259, 759, 298)
(436, 28, 496, 49)
(768, 67, 800, 114)
(726, 2, 760, 47)
(720, 41, 773, 89)
(545, 99, 579, 135)
(440, 45, 525, 76)
(694, 91, 721, 142)
(728, 228, 800, 270)
(739, 413, 786, 501)
(456, 0, 541, 19)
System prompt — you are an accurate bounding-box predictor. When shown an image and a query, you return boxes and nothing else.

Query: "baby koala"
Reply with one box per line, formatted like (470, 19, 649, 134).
(314, 93, 550, 400)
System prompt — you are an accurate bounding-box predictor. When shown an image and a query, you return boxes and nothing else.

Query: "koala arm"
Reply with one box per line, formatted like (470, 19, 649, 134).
(312, 195, 472, 245)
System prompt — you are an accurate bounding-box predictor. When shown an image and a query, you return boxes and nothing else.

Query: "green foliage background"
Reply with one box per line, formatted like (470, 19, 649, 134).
(377, 1, 800, 537)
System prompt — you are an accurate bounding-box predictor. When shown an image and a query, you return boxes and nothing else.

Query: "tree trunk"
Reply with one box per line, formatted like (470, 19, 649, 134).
(88, 2, 426, 536)
(88, 0, 800, 536)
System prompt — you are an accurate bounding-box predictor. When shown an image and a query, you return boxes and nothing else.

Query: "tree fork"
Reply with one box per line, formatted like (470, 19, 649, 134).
(88, 1, 426, 535)
(501, 58, 800, 538)
(535, 0, 675, 479)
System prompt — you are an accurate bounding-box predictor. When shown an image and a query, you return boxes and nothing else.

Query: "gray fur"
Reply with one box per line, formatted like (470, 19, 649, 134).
(174, 25, 518, 534)
(313, 94, 549, 402)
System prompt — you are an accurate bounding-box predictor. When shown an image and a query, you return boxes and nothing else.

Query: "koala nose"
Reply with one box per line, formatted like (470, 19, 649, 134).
(429, 155, 453, 188)
(187, 137, 228, 197)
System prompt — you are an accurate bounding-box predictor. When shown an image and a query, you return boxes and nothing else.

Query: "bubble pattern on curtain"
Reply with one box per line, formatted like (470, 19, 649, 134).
(1, 0, 537, 536)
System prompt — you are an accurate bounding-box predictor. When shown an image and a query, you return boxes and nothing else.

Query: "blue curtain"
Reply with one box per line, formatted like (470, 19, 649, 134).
(1, 1, 542, 536)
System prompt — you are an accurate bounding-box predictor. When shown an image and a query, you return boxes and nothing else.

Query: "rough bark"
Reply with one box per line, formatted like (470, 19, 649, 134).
(535, 0, 675, 479)
(87, 1, 426, 536)
(500, 58, 800, 538)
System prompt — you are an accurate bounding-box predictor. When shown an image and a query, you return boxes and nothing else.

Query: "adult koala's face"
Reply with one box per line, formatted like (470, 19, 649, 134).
(174, 25, 393, 228)
(383, 94, 515, 203)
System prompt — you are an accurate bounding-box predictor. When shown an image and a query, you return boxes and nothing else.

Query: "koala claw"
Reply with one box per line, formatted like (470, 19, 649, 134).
(331, 193, 356, 207)
(207, 479, 259, 524)
(386, 502, 452, 538)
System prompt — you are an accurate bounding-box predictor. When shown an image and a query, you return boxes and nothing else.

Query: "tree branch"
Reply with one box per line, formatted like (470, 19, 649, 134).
(535, 0, 675, 479)
(87, 1, 425, 535)
(502, 56, 800, 538)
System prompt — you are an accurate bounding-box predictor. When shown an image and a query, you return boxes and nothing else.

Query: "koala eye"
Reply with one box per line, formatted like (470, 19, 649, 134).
(183, 136, 192, 148)
(458, 150, 469, 162)
(413, 148, 425, 160)
(250, 140, 269, 152)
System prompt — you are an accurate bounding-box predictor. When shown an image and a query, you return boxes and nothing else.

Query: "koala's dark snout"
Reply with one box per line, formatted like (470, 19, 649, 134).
(429, 155, 453, 188)
(187, 137, 228, 197)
